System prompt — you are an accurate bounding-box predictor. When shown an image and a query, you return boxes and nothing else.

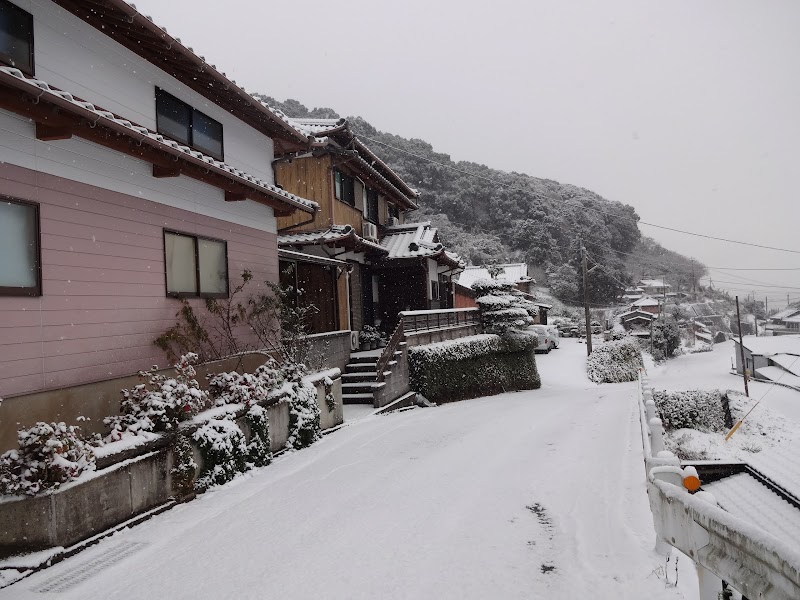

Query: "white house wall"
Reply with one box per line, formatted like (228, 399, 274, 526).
(0, 109, 277, 233)
(6, 0, 276, 180)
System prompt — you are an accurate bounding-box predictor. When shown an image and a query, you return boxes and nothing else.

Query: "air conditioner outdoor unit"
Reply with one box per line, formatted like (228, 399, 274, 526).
(387, 216, 399, 227)
(363, 222, 378, 241)
(350, 331, 361, 351)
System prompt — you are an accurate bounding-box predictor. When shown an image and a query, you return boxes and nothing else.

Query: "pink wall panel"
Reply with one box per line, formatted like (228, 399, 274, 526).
(0, 163, 279, 398)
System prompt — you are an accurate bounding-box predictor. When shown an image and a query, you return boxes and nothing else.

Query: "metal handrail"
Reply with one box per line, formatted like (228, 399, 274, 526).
(375, 321, 405, 382)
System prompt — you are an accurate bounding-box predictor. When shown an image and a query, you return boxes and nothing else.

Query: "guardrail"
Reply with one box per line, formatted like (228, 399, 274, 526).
(400, 308, 480, 334)
(636, 372, 800, 599)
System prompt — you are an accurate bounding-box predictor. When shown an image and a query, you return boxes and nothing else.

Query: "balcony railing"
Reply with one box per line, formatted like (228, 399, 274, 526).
(400, 308, 481, 334)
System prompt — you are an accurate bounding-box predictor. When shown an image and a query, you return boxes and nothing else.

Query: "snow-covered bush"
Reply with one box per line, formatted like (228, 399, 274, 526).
(688, 343, 713, 354)
(586, 337, 644, 383)
(285, 376, 321, 450)
(170, 435, 197, 497)
(193, 418, 248, 490)
(0, 422, 95, 496)
(105, 354, 208, 440)
(244, 404, 271, 467)
(473, 279, 536, 333)
(207, 359, 283, 407)
(409, 333, 540, 403)
(653, 389, 731, 432)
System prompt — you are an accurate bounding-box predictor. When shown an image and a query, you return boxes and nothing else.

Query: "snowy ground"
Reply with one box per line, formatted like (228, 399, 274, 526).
(647, 341, 800, 472)
(3, 340, 694, 599)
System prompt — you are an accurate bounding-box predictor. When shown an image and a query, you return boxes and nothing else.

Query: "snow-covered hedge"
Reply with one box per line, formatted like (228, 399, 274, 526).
(409, 332, 540, 403)
(653, 389, 731, 432)
(586, 337, 644, 383)
(0, 422, 95, 496)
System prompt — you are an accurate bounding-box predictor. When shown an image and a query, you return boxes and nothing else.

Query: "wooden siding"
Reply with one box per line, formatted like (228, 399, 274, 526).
(0, 162, 279, 397)
(275, 155, 332, 231)
(275, 156, 369, 235)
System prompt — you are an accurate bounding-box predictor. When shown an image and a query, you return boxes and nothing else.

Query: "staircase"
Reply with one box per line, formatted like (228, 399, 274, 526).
(341, 345, 405, 405)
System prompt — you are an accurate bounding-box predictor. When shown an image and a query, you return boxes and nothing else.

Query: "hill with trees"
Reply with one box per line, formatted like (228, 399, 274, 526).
(259, 95, 706, 305)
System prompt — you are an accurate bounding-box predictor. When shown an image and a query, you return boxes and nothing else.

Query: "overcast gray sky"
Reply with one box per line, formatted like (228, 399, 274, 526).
(135, 0, 800, 305)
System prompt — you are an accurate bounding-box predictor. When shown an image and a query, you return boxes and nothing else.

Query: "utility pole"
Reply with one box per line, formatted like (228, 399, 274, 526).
(662, 272, 668, 358)
(690, 259, 696, 296)
(735, 296, 750, 398)
(581, 243, 592, 356)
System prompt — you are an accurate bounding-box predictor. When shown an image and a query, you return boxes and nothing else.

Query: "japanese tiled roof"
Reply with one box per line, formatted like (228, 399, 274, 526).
(0, 66, 318, 214)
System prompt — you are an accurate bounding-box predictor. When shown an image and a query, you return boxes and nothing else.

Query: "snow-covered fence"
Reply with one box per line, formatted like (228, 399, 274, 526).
(400, 308, 480, 334)
(636, 373, 800, 599)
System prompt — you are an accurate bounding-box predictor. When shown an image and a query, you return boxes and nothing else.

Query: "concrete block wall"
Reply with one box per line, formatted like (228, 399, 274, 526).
(373, 345, 411, 408)
(306, 331, 352, 373)
(0, 371, 342, 552)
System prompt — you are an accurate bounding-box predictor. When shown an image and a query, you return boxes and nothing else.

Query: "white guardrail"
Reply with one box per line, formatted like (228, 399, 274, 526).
(636, 371, 800, 600)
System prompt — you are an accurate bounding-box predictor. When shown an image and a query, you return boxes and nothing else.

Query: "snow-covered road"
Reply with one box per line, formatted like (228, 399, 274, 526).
(5, 340, 687, 599)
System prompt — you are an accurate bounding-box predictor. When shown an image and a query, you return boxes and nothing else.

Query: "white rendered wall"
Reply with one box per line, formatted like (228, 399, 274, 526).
(0, 109, 276, 233)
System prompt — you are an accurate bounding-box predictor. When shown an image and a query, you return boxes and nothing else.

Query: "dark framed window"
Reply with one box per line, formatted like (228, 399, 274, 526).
(366, 188, 379, 223)
(155, 88, 224, 160)
(0, 0, 34, 76)
(333, 169, 355, 206)
(0, 197, 41, 296)
(388, 202, 400, 222)
(164, 230, 228, 298)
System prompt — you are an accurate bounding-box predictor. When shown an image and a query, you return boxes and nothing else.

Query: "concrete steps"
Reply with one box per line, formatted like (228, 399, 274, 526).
(342, 345, 406, 406)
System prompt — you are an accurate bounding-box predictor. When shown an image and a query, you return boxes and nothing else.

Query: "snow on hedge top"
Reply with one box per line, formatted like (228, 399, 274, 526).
(737, 334, 800, 357)
(586, 337, 644, 384)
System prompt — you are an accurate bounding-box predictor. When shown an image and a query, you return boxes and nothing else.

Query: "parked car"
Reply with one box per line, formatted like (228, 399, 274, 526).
(558, 323, 576, 337)
(531, 325, 559, 353)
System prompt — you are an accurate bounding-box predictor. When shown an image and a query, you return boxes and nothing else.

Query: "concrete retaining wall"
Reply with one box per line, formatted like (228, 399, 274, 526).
(0, 371, 341, 552)
(373, 345, 411, 408)
(0, 352, 276, 453)
(306, 330, 351, 373)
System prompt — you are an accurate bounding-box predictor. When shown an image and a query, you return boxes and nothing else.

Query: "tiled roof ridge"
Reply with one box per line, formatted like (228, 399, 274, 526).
(0, 66, 318, 213)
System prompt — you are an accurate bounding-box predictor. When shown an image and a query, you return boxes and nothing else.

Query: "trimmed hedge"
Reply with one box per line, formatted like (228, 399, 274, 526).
(653, 389, 733, 432)
(586, 337, 644, 383)
(408, 333, 541, 403)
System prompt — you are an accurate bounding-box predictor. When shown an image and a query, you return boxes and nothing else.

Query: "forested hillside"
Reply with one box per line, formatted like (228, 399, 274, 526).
(259, 95, 705, 304)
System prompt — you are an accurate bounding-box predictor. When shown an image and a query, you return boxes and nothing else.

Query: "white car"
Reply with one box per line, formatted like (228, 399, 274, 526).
(530, 324, 560, 353)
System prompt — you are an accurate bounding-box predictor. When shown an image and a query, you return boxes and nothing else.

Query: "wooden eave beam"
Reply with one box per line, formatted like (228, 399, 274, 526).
(152, 164, 180, 178)
(35, 122, 72, 141)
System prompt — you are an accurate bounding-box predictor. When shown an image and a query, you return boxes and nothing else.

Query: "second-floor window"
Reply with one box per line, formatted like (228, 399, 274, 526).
(366, 188, 379, 223)
(333, 170, 355, 206)
(156, 88, 223, 160)
(0, 0, 34, 76)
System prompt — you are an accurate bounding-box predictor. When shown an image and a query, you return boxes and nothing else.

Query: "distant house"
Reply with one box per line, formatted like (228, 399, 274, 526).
(631, 296, 660, 315)
(618, 309, 654, 338)
(457, 263, 535, 295)
(622, 286, 645, 302)
(454, 263, 550, 323)
(766, 307, 800, 336)
(733, 335, 800, 389)
(639, 278, 671, 296)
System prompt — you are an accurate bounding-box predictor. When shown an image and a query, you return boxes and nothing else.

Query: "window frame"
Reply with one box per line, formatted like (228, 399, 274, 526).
(333, 169, 356, 207)
(155, 88, 224, 161)
(0, 197, 41, 297)
(0, 0, 34, 77)
(365, 188, 379, 224)
(163, 229, 229, 299)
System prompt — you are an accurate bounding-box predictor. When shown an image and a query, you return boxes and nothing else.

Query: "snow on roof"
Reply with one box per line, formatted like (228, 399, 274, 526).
(457, 263, 531, 289)
(278, 225, 386, 254)
(703, 472, 800, 550)
(619, 310, 654, 320)
(0, 67, 318, 214)
(769, 354, 800, 378)
(783, 315, 800, 324)
(639, 279, 670, 288)
(379, 223, 465, 268)
(695, 331, 713, 342)
(769, 307, 800, 322)
(736, 334, 800, 357)
(632, 296, 659, 307)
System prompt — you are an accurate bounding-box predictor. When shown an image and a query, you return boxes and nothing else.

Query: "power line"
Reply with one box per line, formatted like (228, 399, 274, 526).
(360, 135, 800, 256)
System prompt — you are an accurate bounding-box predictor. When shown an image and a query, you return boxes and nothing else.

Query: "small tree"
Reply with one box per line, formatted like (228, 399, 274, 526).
(651, 319, 681, 361)
(473, 279, 536, 333)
